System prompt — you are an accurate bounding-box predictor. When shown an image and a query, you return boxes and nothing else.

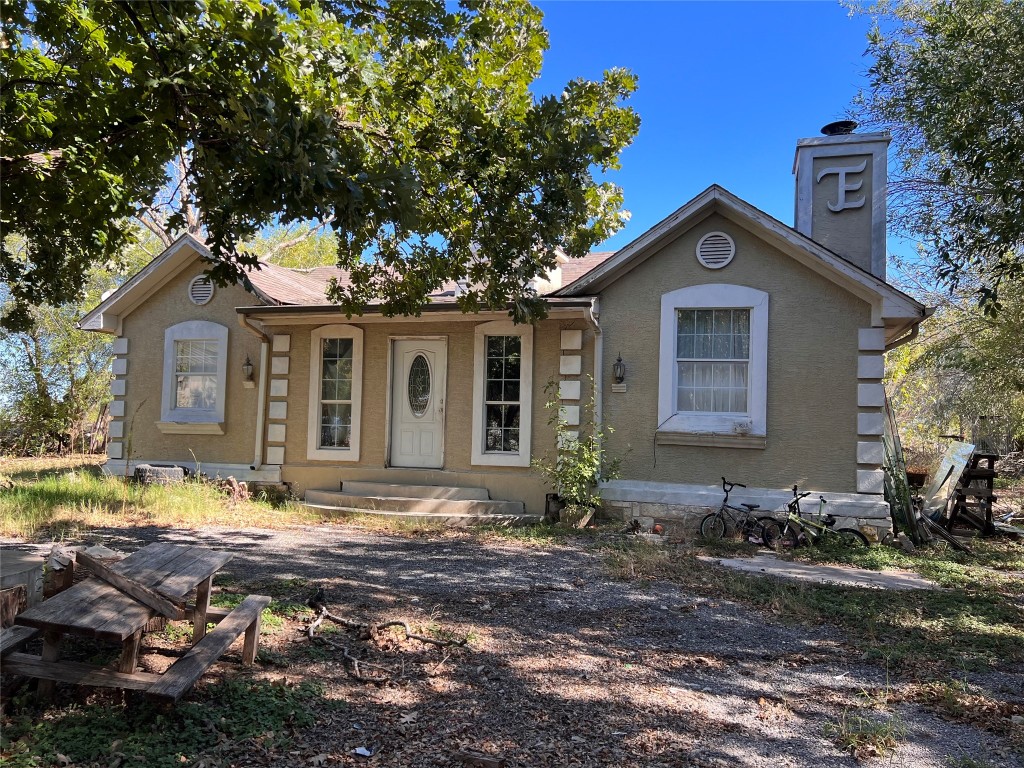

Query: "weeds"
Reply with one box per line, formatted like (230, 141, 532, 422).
(605, 540, 1024, 670)
(825, 710, 907, 758)
(0, 678, 332, 768)
(0, 455, 324, 538)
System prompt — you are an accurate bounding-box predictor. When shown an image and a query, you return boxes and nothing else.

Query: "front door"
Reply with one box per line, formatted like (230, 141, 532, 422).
(390, 338, 447, 468)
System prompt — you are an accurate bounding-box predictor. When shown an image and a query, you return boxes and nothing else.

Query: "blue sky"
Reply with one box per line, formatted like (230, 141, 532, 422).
(533, 1, 881, 251)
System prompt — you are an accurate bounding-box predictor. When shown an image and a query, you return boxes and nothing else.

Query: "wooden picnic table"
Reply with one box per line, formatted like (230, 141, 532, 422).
(3, 542, 270, 702)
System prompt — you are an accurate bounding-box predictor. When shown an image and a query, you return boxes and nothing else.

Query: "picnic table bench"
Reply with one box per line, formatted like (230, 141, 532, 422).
(2, 542, 270, 702)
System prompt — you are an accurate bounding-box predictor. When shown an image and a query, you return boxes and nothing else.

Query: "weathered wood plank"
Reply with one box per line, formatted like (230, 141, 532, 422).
(119, 629, 143, 674)
(4, 652, 160, 691)
(37, 630, 61, 702)
(186, 605, 230, 624)
(146, 550, 233, 599)
(0, 624, 40, 657)
(148, 595, 270, 702)
(193, 576, 212, 643)
(17, 578, 154, 641)
(77, 552, 184, 620)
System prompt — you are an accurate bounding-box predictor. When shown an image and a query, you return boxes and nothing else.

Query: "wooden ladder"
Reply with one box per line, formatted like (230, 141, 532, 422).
(947, 453, 998, 536)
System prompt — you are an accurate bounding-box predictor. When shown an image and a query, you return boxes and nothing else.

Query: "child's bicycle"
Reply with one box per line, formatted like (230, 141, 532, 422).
(699, 478, 781, 545)
(770, 485, 869, 548)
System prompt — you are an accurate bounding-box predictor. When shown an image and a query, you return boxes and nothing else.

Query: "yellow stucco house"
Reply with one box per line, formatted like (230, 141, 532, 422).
(81, 128, 928, 539)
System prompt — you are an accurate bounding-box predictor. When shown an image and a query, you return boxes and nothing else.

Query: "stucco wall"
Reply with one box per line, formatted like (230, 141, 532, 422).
(118, 261, 263, 466)
(598, 212, 871, 493)
(810, 152, 875, 275)
(269, 316, 595, 513)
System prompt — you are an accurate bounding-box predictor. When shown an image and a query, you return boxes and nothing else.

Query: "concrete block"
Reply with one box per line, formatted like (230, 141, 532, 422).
(858, 383, 885, 407)
(857, 440, 884, 465)
(108, 400, 125, 418)
(112, 337, 129, 355)
(857, 355, 884, 380)
(858, 412, 885, 436)
(559, 381, 581, 401)
(559, 355, 582, 375)
(559, 405, 580, 426)
(858, 327, 886, 351)
(266, 446, 285, 465)
(271, 357, 290, 375)
(111, 358, 128, 376)
(272, 334, 291, 353)
(110, 379, 126, 397)
(268, 401, 288, 420)
(107, 420, 124, 439)
(857, 469, 885, 494)
(270, 379, 289, 397)
(267, 423, 287, 443)
(107, 441, 123, 460)
(560, 329, 583, 350)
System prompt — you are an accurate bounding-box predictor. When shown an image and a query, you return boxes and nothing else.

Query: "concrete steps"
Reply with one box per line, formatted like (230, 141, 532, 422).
(303, 486, 539, 527)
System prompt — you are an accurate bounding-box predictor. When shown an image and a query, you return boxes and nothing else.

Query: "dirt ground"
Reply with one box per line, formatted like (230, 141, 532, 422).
(5, 523, 1024, 768)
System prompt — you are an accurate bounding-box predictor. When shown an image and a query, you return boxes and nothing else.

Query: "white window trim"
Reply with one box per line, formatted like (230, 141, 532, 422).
(160, 320, 229, 429)
(471, 320, 533, 467)
(658, 284, 768, 437)
(307, 324, 363, 462)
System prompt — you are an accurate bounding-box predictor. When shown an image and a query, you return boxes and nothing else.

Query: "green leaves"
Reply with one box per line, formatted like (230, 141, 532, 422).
(1, 0, 639, 329)
(855, 0, 1024, 311)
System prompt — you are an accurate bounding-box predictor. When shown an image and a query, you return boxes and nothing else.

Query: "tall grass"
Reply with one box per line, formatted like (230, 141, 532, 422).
(0, 456, 323, 539)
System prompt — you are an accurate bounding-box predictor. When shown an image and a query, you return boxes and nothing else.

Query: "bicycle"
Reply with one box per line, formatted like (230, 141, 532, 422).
(699, 478, 781, 545)
(771, 485, 869, 548)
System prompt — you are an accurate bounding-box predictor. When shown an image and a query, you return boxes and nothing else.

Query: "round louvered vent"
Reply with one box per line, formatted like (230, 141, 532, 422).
(695, 232, 736, 269)
(188, 275, 215, 305)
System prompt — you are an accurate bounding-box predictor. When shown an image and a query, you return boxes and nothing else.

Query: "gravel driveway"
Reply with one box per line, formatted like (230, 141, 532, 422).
(5, 523, 1023, 768)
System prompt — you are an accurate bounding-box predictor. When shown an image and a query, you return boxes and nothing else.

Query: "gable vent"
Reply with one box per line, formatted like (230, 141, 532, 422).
(188, 275, 215, 305)
(696, 232, 736, 269)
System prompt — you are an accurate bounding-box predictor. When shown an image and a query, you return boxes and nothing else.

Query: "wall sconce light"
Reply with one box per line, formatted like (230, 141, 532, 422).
(241, 356, 255, 388)
(612, 353, 626, 384)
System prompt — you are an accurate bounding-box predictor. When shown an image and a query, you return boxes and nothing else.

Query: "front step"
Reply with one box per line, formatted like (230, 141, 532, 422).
(340, 481, 489, 501)
(304, 488, 537, 526)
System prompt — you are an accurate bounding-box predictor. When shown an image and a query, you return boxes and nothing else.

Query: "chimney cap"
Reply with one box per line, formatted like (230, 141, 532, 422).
(821, 120, 858, 136)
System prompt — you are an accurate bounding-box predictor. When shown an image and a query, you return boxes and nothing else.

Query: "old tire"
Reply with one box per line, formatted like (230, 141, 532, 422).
(700, 513, 728, 539)
(757, 518, 782, 547)
(837, 529, 869, 548)
(133, 464, 187, 485)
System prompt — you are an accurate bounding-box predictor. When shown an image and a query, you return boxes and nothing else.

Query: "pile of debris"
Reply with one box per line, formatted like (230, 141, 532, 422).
(996, 452, 1024, 479)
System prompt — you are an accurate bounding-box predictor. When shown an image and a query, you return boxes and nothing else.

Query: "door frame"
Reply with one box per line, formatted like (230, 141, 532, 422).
(384, 335, 448, 469)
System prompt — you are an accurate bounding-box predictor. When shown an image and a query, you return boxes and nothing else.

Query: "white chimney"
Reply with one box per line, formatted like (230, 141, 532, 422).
(793, 122, 890, 280)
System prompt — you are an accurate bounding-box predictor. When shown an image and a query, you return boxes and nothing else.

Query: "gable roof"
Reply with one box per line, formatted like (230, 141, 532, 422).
(555, 184, 928, 332)
(80, 233, 611, 332)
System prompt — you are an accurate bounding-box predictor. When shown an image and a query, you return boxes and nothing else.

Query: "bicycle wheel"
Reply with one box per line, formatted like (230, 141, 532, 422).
(700, 512, 728, 539)
(775, 524, 802, 549)
(757, 518, 782, 547)
(836, 528, 869, 547)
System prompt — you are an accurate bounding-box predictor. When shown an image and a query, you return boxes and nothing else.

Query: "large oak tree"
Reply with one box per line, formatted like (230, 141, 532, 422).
(855, 0, 1024, 310)
(1, 0, 640, 331)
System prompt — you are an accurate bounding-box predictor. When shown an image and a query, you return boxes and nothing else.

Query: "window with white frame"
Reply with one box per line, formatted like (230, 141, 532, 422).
(160, 321, 229, 432)
(307, 324, 363, 461)
(472, 320, 533, 466)
(658, 285, 768, 440)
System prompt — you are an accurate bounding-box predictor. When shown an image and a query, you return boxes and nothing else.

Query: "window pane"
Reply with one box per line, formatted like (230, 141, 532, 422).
(502, 429, 520, 453)
(694, 310, 713, 334)
(486, 336, 505, 359)
(731, 389, 748, 413)
(482, 336, 523, 452)
(713, 309, 732, 335)
(320, 404, 352, 448)
(713, 389, 731, 412)
(712, 334, 731, 358)
(503, 354, 521, 379)
(175, 374, 216, 410)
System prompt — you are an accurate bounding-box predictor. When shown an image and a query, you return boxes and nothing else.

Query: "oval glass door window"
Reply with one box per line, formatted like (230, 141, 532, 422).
(408, 354, 431, 416)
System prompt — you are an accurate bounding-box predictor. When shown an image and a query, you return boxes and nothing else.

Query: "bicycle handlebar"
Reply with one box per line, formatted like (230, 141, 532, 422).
(722, 477, 746, 491)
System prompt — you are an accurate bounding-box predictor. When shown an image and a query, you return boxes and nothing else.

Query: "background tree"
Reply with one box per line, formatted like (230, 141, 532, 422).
(1, 0, 639, 332)
(853, 0, 1024, 309)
